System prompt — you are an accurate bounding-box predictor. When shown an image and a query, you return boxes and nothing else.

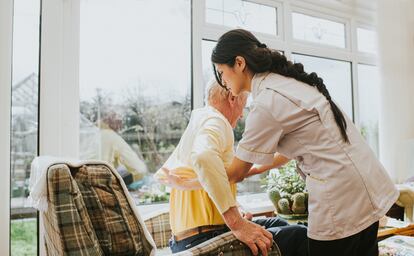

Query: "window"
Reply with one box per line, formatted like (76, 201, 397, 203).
(292, 54, 353, 119)
(357, 64, 380, 155)
(10, 0, 40, 254)
(357, 27, 377, 54)
(79, 0, 191, 205)
(292, 12, 346, 48)
(205, 0, 278, 35)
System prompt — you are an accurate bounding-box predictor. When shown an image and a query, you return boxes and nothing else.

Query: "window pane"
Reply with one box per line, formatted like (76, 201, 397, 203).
(206, 0, 277, 35)
(358, 64, 380, 156)
(79, 0, 191, 205)
(357, 28, 378, 54)
(202, 40, 217, 88)
(292, 54, 353, 119)
(10, 0, 40, 254)
(292, 12, 346, 48)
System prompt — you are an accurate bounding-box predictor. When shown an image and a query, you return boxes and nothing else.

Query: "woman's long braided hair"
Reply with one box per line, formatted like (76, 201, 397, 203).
(211, 29, 349, 143)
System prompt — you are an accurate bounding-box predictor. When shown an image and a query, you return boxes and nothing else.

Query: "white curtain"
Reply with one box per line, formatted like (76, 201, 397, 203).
(378, 0, 414, 183)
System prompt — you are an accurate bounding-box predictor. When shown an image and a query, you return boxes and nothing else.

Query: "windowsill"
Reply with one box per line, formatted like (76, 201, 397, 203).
(137, 192, 275, 220)
(237, 193, 275, 215)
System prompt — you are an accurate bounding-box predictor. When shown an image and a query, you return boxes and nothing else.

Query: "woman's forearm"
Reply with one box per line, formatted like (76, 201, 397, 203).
(253, 153, 290, 174)
(226, 153, 290, 182)
(225, 157, 253, 183)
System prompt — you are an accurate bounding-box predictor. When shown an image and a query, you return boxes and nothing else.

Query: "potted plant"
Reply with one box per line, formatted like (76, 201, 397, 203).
(262, 160, 308, 219)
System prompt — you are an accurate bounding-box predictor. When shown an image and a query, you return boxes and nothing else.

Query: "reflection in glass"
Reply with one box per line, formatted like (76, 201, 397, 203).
(292, 12, 345, 48)
(206, 0, 277, 35)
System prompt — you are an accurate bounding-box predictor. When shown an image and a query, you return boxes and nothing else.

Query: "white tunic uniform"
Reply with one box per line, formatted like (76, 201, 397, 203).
(236, 72, 399, 241)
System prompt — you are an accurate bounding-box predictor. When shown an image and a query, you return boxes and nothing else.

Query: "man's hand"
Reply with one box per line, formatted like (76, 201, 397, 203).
(232, 218, 273, 256)
(158, 167, 202, 190)
(158, 168, 184, 188)
(223, 207, 273, 256)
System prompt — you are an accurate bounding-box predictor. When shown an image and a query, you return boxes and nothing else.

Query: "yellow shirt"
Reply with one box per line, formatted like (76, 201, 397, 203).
(155, 106, 237, 234)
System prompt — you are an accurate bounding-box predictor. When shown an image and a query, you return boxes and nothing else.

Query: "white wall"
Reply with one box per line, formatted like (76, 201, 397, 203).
(378, 0, 414, 182)
(0, 0, 13, 254)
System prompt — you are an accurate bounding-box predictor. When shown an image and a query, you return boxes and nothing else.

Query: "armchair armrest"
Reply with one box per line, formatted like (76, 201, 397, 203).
(143, 209, 282, 255)
(174, 231, 282, 256)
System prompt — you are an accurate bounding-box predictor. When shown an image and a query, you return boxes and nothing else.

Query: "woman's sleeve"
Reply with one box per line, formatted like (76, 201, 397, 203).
(236, 103, 284, 165)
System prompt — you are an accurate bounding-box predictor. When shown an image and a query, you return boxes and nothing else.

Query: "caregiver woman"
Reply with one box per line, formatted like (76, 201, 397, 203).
(212, 29, 398, 256)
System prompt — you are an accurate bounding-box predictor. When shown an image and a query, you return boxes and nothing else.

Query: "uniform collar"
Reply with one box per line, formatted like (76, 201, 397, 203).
(251, 72, 270, 99)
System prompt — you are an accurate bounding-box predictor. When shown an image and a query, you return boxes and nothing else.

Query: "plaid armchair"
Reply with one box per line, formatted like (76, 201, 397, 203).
(42, 161, 281, 255)
(144, 211, 282, 256)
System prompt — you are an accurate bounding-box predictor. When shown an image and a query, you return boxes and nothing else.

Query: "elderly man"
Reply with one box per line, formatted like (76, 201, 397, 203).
(155, 81, 308, 256)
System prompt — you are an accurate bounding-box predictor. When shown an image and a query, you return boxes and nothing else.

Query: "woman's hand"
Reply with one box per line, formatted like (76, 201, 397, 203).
(242, 211, 254, 221)
(246, 166, 263, 177)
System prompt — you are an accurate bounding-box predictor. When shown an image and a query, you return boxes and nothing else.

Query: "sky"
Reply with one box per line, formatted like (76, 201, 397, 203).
(79, 0, 191, 103)
(12, 0, 192, 104)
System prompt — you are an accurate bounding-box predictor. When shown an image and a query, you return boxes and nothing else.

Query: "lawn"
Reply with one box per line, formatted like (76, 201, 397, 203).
(11, 218, 37, 256)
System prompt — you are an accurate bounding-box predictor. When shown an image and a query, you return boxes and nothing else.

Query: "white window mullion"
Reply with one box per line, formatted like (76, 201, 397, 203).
(350, 17, 360, 125)
(193, 0, 206, 108)
(351, 60, 359, 124)
(39, 0, 80, 159)
(283, 0, 293, 60)
(0, 0, 13, 254)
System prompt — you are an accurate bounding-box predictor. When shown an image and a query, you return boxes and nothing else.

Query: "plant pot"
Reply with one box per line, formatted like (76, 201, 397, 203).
(268, 190, 309, 218)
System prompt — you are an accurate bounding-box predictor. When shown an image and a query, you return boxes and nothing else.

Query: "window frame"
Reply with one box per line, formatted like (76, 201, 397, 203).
(0, 0, 13, 253)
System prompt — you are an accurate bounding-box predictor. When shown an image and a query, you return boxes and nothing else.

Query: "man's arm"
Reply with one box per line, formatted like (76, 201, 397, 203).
(189, 118, 238, 213)
(191, 118, 272, 256)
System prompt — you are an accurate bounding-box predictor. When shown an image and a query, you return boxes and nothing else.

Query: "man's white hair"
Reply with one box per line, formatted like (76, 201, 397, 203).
(204, 79, 229, 106)
(204, 80, 249, 106)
